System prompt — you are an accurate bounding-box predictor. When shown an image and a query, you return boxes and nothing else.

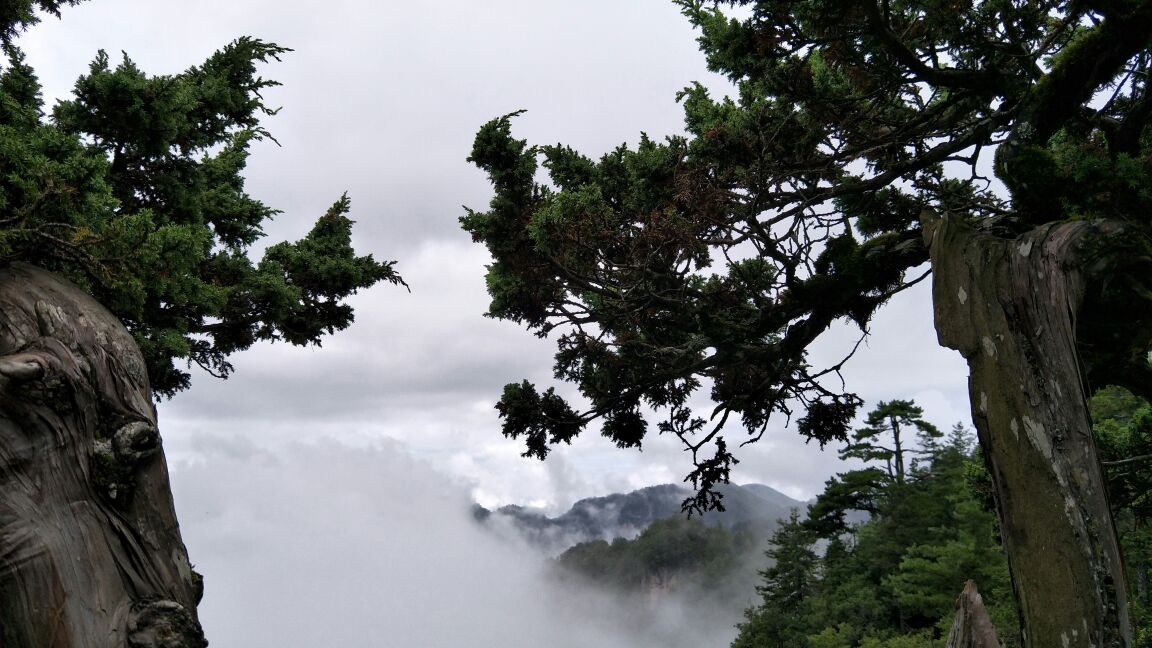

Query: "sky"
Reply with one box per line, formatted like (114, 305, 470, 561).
(18, 1, 972, 644)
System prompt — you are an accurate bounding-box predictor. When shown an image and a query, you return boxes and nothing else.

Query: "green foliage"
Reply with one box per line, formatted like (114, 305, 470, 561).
(496, 380, 583, 459)
(1093, 387, 1152, 517)
(464, 0, 1152, 512)
(805, 468, 885, 538)
(731, 510, 817, 648)
(733, 407, 1017, 647)
(1091, 386, 1152, 644)
(808, 401, 941, 537)
(881, 496, 1012, 625)
(839, 400, 940, 485)
(463, 7, 1152, 641)
(0, 0, 85, 47)
(0, 16, 403, 395)
(555, 516, 755, 595)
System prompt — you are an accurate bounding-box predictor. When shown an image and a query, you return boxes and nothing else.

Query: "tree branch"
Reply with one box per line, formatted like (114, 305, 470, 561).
(862, 1, 1005, 93)
(1023, 3, 1152, 143)
(1102, 453, 1152, 468)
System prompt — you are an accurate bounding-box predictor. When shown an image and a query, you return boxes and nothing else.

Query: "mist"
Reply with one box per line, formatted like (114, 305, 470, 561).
(169, 435, 751, 647)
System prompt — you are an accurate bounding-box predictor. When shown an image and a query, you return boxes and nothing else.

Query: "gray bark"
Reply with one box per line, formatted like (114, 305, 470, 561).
(945, 580, 1002, 648)
(924, 213, 1130, 647)
(0, 263, 205, 647)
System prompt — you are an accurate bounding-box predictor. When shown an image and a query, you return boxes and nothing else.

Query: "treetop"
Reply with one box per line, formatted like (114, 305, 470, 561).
(1, 11, 403, 396)
(464, 0, 1152, 511)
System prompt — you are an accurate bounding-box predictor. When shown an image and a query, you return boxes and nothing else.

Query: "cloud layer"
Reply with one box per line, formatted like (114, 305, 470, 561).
(171, 437, 748, 647)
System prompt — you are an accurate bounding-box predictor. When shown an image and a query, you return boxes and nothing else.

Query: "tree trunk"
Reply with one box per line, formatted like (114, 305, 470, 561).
(945, 580, 1001, 648)
(924, 213, 1130, 647)
(0, 263, 205, 647)
(892, 416, 906, 484)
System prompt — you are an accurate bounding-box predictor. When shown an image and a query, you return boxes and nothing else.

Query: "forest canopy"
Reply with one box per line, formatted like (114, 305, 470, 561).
(0, 0, 403, 396)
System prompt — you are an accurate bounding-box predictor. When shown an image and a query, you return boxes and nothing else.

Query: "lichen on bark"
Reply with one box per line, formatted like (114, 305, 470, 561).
(924, 212, 1130, 647)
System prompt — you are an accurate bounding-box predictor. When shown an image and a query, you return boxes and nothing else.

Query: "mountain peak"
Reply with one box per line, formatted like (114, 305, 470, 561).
(476, 482, 803, 554)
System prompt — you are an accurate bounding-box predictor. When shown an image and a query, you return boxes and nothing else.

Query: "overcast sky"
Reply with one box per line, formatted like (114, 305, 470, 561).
(19, 1, 972, 644)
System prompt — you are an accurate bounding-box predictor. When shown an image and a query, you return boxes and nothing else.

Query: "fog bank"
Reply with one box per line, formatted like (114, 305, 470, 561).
(170, 436, 746, 647)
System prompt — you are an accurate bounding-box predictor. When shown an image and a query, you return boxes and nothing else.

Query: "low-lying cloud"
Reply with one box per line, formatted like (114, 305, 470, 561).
(170, 436, 749, 647)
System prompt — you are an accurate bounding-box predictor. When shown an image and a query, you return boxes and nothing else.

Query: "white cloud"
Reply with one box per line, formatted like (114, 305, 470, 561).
(170, 437, 745, 648)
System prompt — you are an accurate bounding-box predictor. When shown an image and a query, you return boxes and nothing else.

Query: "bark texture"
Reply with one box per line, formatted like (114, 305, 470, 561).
(945, 580, 1001, 648)
(0, 263, 205, 647)
(924, 213, 1130, 647)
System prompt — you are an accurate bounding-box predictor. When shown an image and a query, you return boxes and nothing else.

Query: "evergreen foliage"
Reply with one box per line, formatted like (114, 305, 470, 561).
(464, 3, 1152, 637)
(0, 10, 403, 395)
(463, 0, 1152, 512)
(732, 510, 818, 648)
(0, 0, 84, 46)
(734, 409, 1016, 647)
(555, 516, 756, 596)
(840, 400, 940, 485)
(1091, 387, 1152, 647)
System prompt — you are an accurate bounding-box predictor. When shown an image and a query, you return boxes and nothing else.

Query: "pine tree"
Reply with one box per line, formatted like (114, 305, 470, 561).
(733, 416, 1016, 646)
(840, 400, 940, 485)
(2, 37, 403, 396)
(734, 510, 818, 648)
(464, 2, 1152, 641)
(0, 6, 402, 644)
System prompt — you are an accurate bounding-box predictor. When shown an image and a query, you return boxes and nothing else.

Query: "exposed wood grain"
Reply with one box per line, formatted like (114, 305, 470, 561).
(945, 580, 1002, 648)
(924, 212, 1130, 647)
(0, 263, 205, 647)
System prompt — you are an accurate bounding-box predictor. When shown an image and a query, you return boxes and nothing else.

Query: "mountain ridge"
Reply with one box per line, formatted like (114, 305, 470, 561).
(474, 482, 804, 554)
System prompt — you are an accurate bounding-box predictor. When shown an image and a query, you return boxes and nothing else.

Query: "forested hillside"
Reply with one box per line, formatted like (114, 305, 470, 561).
(475, 482, 800, 554)
(731, 395, 1152, 647)
(532, 395, 1152, 647)
(735, 419, 1016, 646)
(555, 516, 761, 602)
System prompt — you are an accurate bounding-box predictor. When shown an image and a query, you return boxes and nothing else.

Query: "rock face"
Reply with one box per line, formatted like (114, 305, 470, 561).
(0, 263, 205, 647)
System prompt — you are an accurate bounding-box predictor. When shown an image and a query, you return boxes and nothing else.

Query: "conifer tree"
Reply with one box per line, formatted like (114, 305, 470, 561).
(2, 35, 403, 396)
(0, 4, 401, 644)
(735, 420, 1015, 646)
(840, 400, 939, 485)
(733, 509, 818, 648)
(464, 1, 1152, 642)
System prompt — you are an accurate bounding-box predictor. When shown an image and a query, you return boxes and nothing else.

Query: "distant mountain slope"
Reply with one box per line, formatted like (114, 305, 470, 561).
(742, 483, 806, 511)
(475, 483, 803, 554)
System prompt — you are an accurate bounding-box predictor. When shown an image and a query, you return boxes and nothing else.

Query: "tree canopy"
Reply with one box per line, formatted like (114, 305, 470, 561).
(465, 1, 1152, 643)
(0, 4, 402, 396)
(465, 0, 1152, 504)
(734, 420, 1016, 647)
(1092, 386, 1152, 644)
(0, 0, 83, 45)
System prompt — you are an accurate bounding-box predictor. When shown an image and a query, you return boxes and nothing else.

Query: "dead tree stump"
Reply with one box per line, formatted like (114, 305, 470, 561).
(945, 580, 1002, 648)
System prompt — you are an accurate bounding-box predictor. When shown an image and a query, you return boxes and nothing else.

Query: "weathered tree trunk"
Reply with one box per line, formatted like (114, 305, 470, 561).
(945, 580, 1001, 648)
(0, 263, 205, 647)
(924, 213, 1130, 647)
(892, 417, 905, 484)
